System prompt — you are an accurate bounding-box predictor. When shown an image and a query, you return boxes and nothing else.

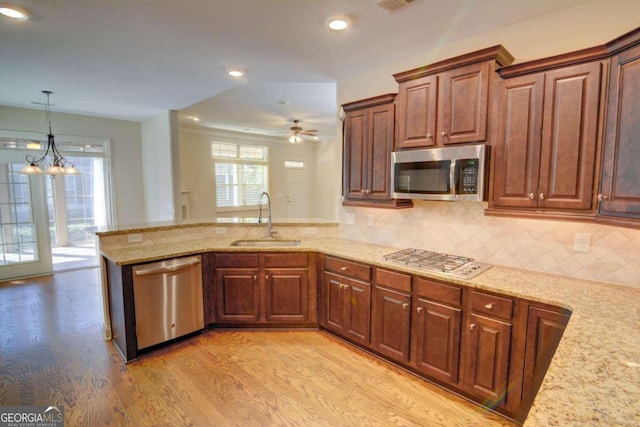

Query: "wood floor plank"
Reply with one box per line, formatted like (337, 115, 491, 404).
(0, 269, 515, 426)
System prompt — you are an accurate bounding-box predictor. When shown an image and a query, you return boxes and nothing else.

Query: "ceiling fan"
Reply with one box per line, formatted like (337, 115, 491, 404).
(288, 119, 317, 143)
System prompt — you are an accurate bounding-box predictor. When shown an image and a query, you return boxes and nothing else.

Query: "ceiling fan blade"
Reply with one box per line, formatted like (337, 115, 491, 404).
(300, 129, 318, 135)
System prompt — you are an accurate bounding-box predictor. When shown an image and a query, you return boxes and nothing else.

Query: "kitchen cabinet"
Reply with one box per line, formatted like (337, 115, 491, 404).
(214, 252, 314, 325)
(463, 291, 514, 409)
(371, 269, 412, 363)
(322, 256, 372, 345)
(520, 304, 570, 416)
(598, 35, 640, 224)
(411, 277, 463, 386)
(490, 61, 602, 215)
(342, 93, 412, 208)
(393, 45, 513, 149)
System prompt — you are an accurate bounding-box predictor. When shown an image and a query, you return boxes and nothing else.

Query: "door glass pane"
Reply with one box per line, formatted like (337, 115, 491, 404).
(0, 163, 38, 265)
(65, 157, 103, 244)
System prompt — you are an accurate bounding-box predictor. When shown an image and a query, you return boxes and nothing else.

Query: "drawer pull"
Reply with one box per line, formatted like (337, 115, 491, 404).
(470, 323, 476, 331)
(341, 266, 348, 271)
(484, 303, 494, 310)
(402, 303, 409, 310)
(416, 307, 423, 313)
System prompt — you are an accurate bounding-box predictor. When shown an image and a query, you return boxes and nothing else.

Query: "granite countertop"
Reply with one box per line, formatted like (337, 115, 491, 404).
(99, 237, 640, 426)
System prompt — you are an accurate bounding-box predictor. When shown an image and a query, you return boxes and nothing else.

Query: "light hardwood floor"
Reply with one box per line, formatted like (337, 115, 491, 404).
(0, 269, 515, 426)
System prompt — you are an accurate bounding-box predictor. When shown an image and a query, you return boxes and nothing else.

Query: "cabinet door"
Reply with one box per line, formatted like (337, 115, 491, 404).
(492, 73, 544, 208)
(264, 268, 308, 322)
(344, 277, 372, 345)
(411, 297, 462, 385)
(466, 313, 512, 408)
(439, 62, 490, 145)
(215, 268, 260, 322)
(522, 306, 569, 408)
(323, 272, 346, 333)
(396, 74, 438, 149)
(367, 103, 395, 200)
(599, 44, 640, 218)
(343, 109, 368, 200)
(372, 286, 411, 362)
(538, 62, 601, 210)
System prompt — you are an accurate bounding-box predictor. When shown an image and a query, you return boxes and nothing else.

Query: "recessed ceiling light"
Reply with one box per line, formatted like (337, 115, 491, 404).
(227, 68, 245, 77)
(328, 15, 351, 31)
(0, 4, 30, 20)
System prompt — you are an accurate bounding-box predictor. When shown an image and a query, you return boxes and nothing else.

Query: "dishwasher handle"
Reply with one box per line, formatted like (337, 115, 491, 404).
(133, 258, 201, 276)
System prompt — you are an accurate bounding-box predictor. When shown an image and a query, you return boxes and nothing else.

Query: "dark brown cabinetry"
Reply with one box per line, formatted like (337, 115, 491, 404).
(322, 256, 372, 345)
(213, 252, 314, 326)
(411, 277, 463, 386)
(463, 291, 514, 409)
(372, 269, 412, 363)
(520, 304, 570, 417)
(490, 61, 602, 215)
(342, 94, 411, 208)
(599, 36, 640, 224)
(394, 45, 513, 149)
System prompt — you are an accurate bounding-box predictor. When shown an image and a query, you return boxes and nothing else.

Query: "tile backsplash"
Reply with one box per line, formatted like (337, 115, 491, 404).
(338, 201, 640, 289)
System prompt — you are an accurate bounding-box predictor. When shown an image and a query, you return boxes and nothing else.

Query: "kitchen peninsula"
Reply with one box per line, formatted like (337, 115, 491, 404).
(97, 220, 640, 426)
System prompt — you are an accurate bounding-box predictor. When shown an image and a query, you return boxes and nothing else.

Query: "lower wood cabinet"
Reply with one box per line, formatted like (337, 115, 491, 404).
(212, 252, 314, 326)
(372, 269, 412, 363)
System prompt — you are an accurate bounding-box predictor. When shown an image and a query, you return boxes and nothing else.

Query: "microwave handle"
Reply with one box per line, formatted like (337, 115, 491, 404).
(449, 159, 457, 195)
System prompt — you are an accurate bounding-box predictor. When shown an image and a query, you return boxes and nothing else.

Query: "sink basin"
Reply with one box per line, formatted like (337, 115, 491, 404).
(230, 239, 302, 247)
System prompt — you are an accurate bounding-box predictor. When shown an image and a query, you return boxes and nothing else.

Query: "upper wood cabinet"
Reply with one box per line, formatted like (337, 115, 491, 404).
(489, 60, 603, 216)
(393, 45, 514, 148)
(598, 33, 640, 225)
(342, 94, 412, 208)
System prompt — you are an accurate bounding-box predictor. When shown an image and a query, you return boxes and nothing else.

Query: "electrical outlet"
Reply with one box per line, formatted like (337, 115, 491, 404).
(367, 215, 375, 227)
(574, 233, 591, 253)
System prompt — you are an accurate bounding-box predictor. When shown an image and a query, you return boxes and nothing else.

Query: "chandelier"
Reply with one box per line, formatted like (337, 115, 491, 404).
(20, 90, 79, 175)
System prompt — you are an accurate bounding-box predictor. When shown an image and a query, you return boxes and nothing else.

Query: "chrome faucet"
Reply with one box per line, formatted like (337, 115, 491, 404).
(258, 191, 273, 238)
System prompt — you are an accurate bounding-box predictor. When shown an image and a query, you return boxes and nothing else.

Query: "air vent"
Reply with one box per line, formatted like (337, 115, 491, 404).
(375, 0, 417, 14)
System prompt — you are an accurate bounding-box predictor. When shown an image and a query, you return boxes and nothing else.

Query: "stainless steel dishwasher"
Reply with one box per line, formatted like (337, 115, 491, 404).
(132, 255, 204, 350)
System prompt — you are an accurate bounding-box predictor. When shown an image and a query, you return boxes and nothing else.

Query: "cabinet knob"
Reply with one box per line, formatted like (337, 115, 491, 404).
(441, 131, 447, 140)
(597, 194, 609, 201)
(402, 303, 409, 310)
(529, 193, 536, 200)
(416, 306, 423, 313)
(253, 275, 257, 280)
(539, 193, 545, 200)
(265, 274, 269, 280)
(470, 323, 477, 331)
(427, 133, 433, 140)
(484, 303, 494, 310)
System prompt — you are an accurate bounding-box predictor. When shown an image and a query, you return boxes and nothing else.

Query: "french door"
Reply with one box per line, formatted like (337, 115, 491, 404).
(0, 158, 52, 279)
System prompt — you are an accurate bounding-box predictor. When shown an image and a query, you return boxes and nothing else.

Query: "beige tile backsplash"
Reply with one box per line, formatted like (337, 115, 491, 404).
(338, 201, 640, 289)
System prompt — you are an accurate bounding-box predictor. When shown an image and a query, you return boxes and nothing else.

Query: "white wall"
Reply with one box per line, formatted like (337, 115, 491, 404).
(180, 127, 323, 220)
(141, 111, 179, 222)
(0, 105, 145, 226)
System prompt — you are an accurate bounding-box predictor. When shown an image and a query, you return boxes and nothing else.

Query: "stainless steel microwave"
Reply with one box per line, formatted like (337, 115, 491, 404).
(391, 144, 488, 201)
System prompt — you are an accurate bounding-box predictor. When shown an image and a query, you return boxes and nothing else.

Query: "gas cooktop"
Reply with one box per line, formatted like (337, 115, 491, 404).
(383, 248, 492, 279)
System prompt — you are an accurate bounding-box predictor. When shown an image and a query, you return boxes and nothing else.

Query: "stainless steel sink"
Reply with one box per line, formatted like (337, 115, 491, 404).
(230, 239, 301, 247)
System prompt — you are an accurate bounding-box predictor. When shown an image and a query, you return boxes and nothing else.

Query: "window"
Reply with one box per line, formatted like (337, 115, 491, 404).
(212, 142, 268, 209)
(284, 160, 305, 169)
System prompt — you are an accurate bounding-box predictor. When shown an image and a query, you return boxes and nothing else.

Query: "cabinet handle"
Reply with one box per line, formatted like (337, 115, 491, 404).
(253, 275, 257, 280)
(597, 194, 609, 201)
(416, 307, 423, 313)
(265, 275, 269, 280)
(441, 131, 447, 138)
(470, 323, 476, 331)
(529, 193, 536, 200)
(402, 303, 409, 310)
(341, 266, 348, 271)
(427, 133, 433, 140)
(484, 303, 493, 310)
(539, 193, 545, 200)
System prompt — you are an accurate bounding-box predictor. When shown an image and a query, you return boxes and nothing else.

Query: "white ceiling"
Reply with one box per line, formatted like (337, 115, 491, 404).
(0, 0, 593, 141)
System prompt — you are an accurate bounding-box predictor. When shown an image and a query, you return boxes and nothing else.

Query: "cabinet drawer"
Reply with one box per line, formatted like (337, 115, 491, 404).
(264, 253, 308, 268)
(215, 253, 259, 268)
(324, 256, 371, 282)
(470, 291, 513, 320)
(375, 268, 411, 293)
(413, 277, 462, 307)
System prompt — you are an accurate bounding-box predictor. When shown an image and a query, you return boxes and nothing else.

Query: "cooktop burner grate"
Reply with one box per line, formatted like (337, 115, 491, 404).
(383, 248, 492, 279)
